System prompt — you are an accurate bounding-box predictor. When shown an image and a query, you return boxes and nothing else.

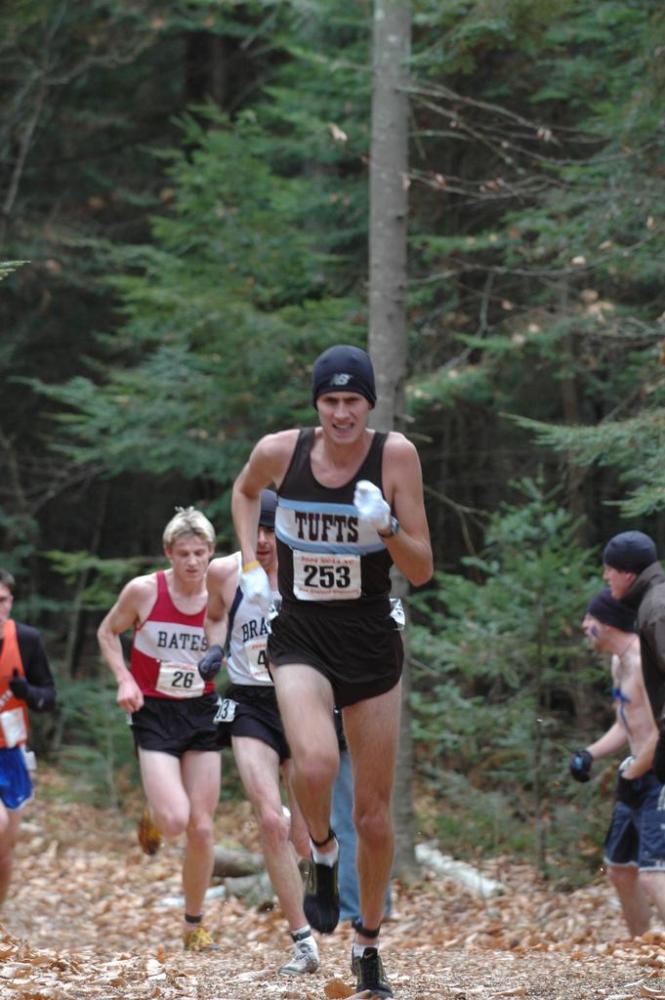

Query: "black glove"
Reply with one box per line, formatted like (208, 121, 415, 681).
(615, 757, 641, 807)
(569, 749, 593, 782)
(653, 726, 665, 783)
(9, 669, 45, 710)
(197, 644, 223, 681)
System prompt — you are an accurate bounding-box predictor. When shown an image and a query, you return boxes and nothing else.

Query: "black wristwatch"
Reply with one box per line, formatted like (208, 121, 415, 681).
(378, 516, 400, 539)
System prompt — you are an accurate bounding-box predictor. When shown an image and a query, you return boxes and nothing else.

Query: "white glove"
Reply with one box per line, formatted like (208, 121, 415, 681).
(619, 754, 635, 774)
(353, 480, 391, 532)
(240, 561, 272, 611)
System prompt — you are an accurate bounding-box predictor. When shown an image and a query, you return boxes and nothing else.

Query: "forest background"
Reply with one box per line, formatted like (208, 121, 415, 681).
(1, 0, 664, 888)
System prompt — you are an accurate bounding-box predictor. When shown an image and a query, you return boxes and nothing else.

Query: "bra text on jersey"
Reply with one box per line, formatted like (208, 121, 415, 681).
(241, 618, 269, 643)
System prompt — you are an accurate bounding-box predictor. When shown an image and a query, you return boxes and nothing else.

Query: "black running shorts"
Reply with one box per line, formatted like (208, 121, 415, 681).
(267, 603, 403, 708)
(216, 683, 291, 762)
(131, 693, 220, 758)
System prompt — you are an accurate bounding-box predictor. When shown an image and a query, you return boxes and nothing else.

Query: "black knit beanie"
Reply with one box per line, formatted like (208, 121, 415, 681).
(311, 345, 376, 408)
(586, 590, 636, 633)
(602, 530, 657, 574)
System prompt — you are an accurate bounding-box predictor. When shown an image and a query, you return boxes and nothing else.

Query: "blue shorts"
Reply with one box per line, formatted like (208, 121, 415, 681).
(604, 771, 665, 871)
(0, 747, 33, 811)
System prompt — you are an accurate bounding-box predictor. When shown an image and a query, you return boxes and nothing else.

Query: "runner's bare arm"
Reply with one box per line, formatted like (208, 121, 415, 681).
(382, 434, 433, 587)
(585, 721, 627, 761)
(204, 556, 236, 649)
(97, 576, 154, 713)
(232, 431, 297, 565)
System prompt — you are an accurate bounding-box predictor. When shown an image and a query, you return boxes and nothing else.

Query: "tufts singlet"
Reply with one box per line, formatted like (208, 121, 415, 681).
(275, 428, 393, 612)
(130, 571, 212, 699)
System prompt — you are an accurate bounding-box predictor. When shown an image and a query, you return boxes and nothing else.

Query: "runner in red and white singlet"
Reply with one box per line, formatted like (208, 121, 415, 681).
(97, 507, 221, 952)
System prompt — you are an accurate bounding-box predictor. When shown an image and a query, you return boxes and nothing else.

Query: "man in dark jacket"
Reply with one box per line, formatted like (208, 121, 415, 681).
(602, 531, 665, 780)
(0, 568, 56, 904)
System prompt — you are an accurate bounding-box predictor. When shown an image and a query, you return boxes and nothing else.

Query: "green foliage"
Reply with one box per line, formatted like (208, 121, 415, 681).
(407, 2, 665, 544)
(0, 509, 39, 566)
(513, 408, 665, 518)
(0, 261, 28, 281)
(410, 481, 603, 874)
(43, 550, 159, 611)
(412, 0, 574, 76)
(31, 52, 371, 488)
(0, 0, 313, 580)
(50, 676, 140, 808)
(427, 771, 530, 859)
(406, 0, 665, 521)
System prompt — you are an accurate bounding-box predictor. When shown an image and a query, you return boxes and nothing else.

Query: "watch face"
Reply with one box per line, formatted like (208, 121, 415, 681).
(378, 516, 399, 539)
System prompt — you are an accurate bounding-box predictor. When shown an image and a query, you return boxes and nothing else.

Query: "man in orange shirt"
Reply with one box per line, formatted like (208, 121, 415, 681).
(0, 568, 56, 904)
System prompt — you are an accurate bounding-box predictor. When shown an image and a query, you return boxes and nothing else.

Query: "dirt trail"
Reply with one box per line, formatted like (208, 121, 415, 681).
(3, 775, 665, 999)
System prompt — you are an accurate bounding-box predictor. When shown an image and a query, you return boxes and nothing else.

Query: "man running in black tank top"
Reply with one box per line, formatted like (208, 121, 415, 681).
(231, 345, 433, 999)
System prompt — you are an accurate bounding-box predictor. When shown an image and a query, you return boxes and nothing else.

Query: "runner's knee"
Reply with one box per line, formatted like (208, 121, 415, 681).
(154, 804, 190, 839)
(257, 802, 290, 851)
(607, 865, 637, 891)
(638, 870, 664, 900)
(354, 800, 392, 847)
(186, 809, 215, 845)
(296, 747, 338, 791)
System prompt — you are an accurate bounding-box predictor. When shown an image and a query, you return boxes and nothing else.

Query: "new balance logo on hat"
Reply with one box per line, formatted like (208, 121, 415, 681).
(311, 345, 377, 407)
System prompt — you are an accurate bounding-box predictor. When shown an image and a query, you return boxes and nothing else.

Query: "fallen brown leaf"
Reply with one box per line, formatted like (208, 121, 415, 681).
(324, 978, 356, 998)
(5, 767, 665, 1000)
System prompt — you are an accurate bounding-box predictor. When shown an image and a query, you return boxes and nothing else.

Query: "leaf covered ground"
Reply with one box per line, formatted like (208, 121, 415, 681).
(3, 770, 665, 1000)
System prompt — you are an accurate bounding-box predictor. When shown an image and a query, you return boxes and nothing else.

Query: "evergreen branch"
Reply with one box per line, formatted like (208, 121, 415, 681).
(0, 260, 28, 281)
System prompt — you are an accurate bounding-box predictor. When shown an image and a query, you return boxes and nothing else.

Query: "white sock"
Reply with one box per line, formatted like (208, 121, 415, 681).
(291, 925, 312, 942)
(310, 837, 339, 866)
(353, 941, 379, 958)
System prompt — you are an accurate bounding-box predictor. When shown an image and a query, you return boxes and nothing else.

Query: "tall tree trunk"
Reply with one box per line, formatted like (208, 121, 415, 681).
(367, 0, 416, 879)
(368, 0, 410, 432)
(184, 32, 232, 108)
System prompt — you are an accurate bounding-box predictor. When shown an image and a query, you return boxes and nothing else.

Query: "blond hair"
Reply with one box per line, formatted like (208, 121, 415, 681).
(162, 507, 215, 548)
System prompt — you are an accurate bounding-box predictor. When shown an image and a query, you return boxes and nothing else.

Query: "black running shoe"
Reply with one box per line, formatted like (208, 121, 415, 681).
(303, 852, 340, 934)
(355, 946, 394, 998)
